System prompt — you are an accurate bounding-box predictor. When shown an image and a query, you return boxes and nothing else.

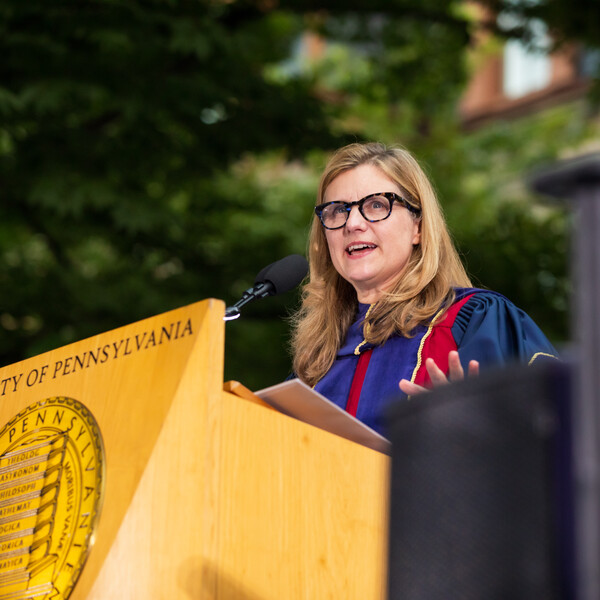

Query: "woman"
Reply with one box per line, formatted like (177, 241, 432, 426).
(291, 142, 557, 435)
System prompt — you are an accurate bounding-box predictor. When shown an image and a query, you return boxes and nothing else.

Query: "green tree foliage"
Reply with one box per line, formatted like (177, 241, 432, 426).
(0, 0, 336, 372)
(0, 0, 598, 387)
(0, 0, 475, 386)
(480, 0, 600, 52)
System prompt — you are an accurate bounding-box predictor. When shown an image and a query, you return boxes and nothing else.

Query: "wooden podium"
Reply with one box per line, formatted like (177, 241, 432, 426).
(0, 299, 390, 599)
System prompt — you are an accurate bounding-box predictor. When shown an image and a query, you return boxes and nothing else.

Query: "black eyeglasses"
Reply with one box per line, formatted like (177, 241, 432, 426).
(314, 192, 421, 230)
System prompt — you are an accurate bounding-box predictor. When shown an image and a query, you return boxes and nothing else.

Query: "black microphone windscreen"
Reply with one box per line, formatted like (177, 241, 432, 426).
(254, 254, 308, 296)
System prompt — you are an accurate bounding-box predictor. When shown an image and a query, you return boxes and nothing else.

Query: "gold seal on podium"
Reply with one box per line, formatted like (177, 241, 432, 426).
(0, 397, 105, 599)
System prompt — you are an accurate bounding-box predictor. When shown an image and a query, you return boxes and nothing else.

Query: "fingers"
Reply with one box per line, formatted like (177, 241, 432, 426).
(468, 360, 480, 377)
(425, 357, 449, 386)
(430, 352, 479, 385)
(399, 379, 427, 396)
(399, 354, 481, 397)
(447, 350, 464, 382)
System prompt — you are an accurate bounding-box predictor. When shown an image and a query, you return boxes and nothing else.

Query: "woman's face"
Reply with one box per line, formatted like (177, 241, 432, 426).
(323, 163, 421, 304)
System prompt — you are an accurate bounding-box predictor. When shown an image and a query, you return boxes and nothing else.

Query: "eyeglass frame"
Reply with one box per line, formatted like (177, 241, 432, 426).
(314, 191, 421, 230)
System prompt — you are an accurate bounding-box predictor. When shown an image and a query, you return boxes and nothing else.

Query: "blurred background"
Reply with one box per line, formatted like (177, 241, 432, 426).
(1, 0, 599, 390)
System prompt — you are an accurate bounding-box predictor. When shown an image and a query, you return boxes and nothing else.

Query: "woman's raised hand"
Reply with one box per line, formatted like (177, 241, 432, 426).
(399, 350, 479, 395)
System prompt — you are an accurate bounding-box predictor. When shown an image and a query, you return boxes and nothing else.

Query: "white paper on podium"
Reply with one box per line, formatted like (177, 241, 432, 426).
(255, 378, 391, 455)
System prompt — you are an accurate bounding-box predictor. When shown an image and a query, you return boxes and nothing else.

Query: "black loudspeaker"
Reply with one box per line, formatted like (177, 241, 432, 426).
(386, 361, 575, 600)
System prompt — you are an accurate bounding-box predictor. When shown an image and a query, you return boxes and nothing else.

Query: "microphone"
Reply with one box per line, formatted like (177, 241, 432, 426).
(224, 254, 308, 321)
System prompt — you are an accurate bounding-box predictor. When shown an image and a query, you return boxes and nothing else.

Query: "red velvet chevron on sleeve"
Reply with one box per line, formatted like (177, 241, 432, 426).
(413, 294, 475, 388)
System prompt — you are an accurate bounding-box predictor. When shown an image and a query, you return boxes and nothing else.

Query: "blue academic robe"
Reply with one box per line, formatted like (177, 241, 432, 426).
(313, 288, 558, 435)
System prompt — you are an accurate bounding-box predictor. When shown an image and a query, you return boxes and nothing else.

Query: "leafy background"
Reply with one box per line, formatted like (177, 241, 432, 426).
(0, 0, 598, 389)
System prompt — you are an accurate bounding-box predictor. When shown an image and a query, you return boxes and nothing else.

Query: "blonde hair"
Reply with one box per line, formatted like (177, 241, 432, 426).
(290, 142, 472, 387)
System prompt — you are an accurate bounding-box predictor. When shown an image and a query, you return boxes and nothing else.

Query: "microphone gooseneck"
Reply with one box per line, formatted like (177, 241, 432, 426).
(224, 254, 308, 321)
